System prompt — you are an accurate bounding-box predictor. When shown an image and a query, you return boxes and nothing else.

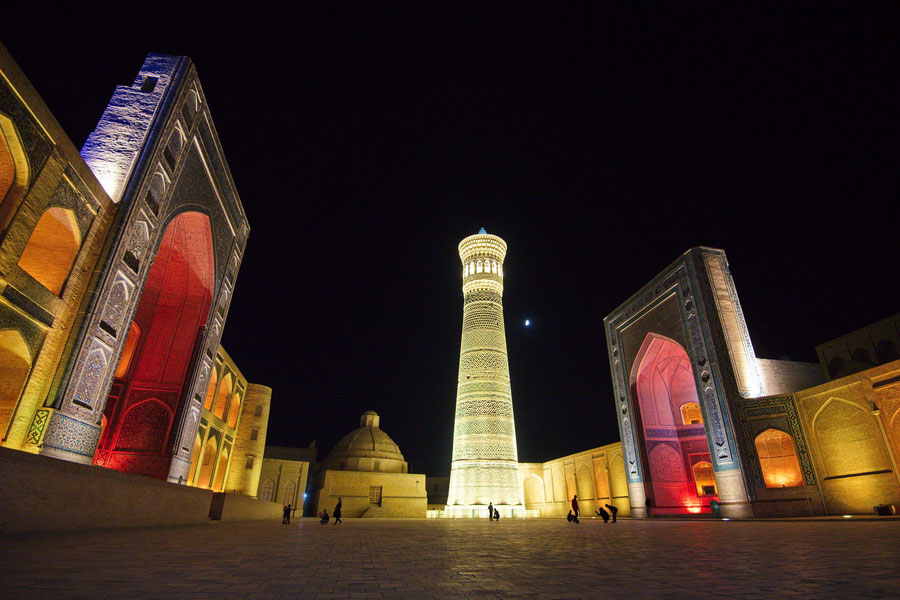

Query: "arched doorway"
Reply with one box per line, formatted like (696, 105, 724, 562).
(631, 334, 718, 514)
(94, 211, 214, 479)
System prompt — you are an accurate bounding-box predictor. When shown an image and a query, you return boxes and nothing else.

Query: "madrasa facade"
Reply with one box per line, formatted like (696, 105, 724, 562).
(0, 43, 271, 503)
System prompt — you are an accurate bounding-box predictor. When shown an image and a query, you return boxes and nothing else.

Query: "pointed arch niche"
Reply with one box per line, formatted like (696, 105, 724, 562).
(0, 329, 32, 439)
(95, 211, 215, 479)
(631, 333, 717, 514)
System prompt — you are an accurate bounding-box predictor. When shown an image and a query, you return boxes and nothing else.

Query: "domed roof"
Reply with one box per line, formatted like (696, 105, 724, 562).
(326, 411, 405, 462)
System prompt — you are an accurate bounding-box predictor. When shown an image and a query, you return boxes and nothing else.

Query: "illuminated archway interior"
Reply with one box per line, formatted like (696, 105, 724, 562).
(18, 207, 81, 295)
(633, 334, 718, 514)
(755, 428, 804, 488)
(95, 211, 214, 479)
(0, 329, 32, 441)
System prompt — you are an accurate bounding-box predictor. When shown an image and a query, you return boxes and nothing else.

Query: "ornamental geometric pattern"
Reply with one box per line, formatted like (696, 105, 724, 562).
(447, 230, 525, 508)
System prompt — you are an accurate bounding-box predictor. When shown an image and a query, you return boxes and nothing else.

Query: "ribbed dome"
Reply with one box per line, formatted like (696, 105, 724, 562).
(324, 411, 408, 473)
(328, 426, 404, 461)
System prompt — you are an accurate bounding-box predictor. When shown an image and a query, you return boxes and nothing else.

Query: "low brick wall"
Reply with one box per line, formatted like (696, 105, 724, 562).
(0, 446, 210, 534)
(209, 492, 283, 522)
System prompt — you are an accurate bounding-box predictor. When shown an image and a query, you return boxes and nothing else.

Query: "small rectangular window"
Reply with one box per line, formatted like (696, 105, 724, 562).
(254, 405, 263, 417)
(369, 486, 382, 506)
(140, 76, 158, 93)
(250, 428, 259, 441)
(245, 456, 254, 469)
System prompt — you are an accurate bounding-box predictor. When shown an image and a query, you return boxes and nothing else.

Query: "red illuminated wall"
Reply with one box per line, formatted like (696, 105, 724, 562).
(95, 212, 214, 479)
(632, 334, 718, 514)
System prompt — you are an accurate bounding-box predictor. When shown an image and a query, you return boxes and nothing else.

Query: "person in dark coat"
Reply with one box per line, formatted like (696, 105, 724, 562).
(567, 510, 577, 523)
(605, 503, 618, 523)
(571, 495, 580, 521)
(493, 508, 500, 521)
(282, 504, 292, 524)
(320, 509, 329, 524)
(488, 502, 494, 520)
(595, 506, 610, 523)
(334, 497, 343, 524)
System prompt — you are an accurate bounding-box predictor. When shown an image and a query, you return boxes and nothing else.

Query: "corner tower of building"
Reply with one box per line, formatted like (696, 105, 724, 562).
(447, 229, 525, 517)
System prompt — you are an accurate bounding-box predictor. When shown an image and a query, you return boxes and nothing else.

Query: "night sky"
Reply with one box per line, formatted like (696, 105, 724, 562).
(2, 7, 897, 476)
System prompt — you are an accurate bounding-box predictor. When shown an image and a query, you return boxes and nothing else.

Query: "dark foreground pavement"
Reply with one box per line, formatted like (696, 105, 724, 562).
(2, 517, 898, 599)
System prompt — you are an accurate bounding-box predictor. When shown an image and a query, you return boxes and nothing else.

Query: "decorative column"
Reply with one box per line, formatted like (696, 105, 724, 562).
(446, 228, 525, 517)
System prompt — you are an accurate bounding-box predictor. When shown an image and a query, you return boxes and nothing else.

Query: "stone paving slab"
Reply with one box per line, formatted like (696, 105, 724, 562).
(1, 517, 899, 599)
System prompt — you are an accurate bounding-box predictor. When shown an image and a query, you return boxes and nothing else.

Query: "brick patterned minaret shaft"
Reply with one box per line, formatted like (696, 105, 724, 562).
(446, 228, 524, 514)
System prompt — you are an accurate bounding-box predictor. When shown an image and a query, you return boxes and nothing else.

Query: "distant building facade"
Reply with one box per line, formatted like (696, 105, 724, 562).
(0, 44, 269, 496)
(519, 441, 631, 518)
(604, 247, 899, 517)
(257, 444, 314, 510)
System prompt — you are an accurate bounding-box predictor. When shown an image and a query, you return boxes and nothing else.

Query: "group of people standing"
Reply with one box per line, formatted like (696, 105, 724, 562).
(487, 502, 501, 520)
(567, 495, 618, 524)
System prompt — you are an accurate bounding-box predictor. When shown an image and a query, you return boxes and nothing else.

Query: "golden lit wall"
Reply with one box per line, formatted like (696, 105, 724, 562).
(186, 346, 248, 492)
(794, 359, 900, 514)
(520, 441, 632, 518)
(315, 470, 427, 518)
(225, 383, 270, 496)
(0, 46, 115, 452)
(257, 456, 308, 508)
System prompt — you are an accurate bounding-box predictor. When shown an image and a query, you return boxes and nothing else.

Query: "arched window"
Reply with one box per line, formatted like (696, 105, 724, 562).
(476, 260, 483, 273)
(754, 428, 803, 488)
(469, 261, 475, 275)
(214, 448, 229, 491)
(197, 437, 218, 488)
(18, 207, 81, 295)
(498, 264, 503, 277)
(259, 479, 275, 502)
(114, 322, 141, 378)
(0, 329, 32, 435)
(203, 368, 218, 410)
(283, 480, 296, 506)
(491, 260, 497, 274)
(692, 461, 717, 496)
(227, 393, 241, 429)
(463, 264, 468, 277)
(187, 432, 203, 484)
(680, 402, 703, 425)
(214, 373, 232, 420)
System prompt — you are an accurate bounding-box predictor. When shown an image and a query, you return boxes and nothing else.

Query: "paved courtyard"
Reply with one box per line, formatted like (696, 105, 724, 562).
(2, 517, 899, 599)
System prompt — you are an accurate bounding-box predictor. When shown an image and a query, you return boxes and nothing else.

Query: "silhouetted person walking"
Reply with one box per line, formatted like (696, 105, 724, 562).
(488, 502, 494, 520)
(571, 495, 579, 520)
(282, 504, 291, 524)
(595, 506, 610, 523)
(334, 497, 343, 524)
(605, 503, 618, 523)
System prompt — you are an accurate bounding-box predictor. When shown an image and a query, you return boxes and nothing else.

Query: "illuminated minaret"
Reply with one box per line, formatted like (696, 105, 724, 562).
(447, 228, 525, 517)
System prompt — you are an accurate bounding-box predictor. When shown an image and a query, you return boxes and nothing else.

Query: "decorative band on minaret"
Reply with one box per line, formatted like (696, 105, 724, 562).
(447, 228, 525, 516)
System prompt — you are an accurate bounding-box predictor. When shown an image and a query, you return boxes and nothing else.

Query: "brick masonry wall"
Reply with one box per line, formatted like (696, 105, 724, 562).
(757, 358, 825, 396)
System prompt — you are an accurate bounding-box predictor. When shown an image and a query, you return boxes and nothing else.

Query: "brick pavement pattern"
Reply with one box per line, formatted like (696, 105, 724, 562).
(2, 518, 899, 599)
